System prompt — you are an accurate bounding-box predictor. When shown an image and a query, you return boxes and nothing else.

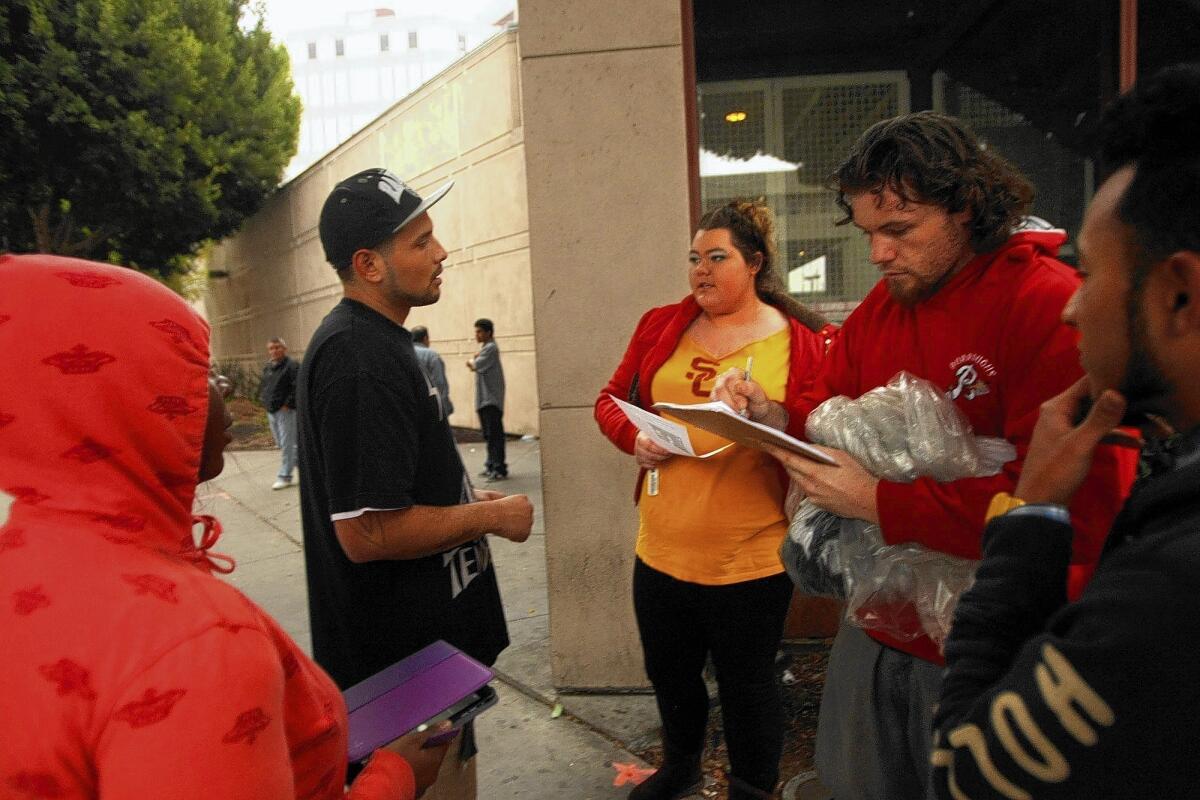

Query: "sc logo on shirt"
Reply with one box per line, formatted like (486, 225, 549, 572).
(686, 357, 721, 398)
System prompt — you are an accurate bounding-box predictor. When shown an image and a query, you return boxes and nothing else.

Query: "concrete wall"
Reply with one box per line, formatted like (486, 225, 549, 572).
(205, 30, 539, 435)
(521, 0, 694, 688)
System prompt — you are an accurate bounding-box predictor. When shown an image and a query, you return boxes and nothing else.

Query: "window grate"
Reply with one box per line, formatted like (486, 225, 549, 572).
(938, 76, 1090, 254)
(699, 74, 907, 305)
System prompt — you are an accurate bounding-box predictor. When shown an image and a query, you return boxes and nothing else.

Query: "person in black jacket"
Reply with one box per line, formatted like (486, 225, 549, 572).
(931, 63, 1200, 799)
(260, 337, 299, 489)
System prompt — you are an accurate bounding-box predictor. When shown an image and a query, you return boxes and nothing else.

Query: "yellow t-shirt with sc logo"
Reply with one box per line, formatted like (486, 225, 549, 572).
(636, 327, 790, 585)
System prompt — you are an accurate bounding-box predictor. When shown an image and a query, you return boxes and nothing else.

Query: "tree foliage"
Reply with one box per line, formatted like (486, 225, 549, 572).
(0, 0, 300, 276)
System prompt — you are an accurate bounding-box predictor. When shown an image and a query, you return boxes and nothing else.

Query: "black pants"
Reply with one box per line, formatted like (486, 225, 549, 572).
(633, 558, 793, 793)
(478, 404, 507, 476)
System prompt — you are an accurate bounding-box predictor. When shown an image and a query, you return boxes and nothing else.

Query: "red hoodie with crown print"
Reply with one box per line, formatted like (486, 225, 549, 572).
(0, 255, 414, 800)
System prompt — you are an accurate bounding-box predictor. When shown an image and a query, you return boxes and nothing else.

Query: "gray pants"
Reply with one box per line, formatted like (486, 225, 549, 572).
(815, 621, 941, 800)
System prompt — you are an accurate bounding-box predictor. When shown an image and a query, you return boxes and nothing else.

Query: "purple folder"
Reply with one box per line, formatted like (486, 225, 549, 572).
(344, 640, 494, 762)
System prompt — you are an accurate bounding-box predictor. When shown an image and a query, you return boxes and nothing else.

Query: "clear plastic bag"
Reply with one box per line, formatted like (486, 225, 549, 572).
(782, 371, 1016, 648)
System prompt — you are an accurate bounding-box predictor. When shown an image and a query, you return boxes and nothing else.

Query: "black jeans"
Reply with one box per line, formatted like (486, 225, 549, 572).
(478, 404, 507, 476)
(633, 558, 793, 793)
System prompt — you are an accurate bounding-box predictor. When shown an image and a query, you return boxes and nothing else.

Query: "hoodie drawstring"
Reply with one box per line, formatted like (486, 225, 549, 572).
(184, 514, 236, 574)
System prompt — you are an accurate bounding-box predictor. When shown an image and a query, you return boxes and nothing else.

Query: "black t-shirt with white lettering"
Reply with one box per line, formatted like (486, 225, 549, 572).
(297, 298, 508, 689)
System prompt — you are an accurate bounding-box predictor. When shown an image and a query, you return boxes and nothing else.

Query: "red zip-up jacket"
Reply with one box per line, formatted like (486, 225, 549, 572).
(595, 295, 836, 501)
(785, 227, 1139, 663)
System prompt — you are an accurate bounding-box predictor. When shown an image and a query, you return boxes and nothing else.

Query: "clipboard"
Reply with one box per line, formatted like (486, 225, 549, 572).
(344, 640, 496, 762)
(653, 400, 838, 465)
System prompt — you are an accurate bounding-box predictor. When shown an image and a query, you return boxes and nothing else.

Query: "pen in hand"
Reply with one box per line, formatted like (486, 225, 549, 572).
(739, 356, 754, 418)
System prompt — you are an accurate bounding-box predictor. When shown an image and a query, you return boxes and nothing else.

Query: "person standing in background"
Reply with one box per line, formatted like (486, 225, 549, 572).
(260, 337, 299, 490)
(467, 318, 506, 481)
(411, 325, 454, 419)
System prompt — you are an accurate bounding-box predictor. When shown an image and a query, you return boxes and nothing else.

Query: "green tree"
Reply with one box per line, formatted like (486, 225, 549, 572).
(0, 0, 300, 277)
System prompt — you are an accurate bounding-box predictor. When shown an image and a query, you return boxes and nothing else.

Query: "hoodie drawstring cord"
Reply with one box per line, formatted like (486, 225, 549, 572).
(184, 514, 236, 574)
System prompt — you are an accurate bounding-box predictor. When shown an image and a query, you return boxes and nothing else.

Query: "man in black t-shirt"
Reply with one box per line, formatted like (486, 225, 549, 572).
(298, 168, 534, 798)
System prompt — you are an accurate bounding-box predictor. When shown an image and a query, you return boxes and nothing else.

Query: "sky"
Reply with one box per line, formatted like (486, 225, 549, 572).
(258, 0, 514, 38)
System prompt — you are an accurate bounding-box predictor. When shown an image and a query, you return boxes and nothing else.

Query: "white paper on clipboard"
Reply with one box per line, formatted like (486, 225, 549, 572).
(653, 400, 838, 465)
(608, 395, 733, 459)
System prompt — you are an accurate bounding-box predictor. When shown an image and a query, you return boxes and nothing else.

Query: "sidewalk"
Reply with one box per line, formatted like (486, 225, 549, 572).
(202, 439, 664, 799)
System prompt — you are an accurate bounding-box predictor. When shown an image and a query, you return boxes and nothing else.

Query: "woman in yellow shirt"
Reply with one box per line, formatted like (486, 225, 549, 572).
(595, 201, 834, 799)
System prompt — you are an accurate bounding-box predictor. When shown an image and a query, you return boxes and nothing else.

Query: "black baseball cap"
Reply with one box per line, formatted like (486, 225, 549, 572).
(318, 168, 453, 269)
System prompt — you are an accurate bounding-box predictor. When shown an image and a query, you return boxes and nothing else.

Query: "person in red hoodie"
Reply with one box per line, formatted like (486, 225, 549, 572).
(715, 113, 1138, 799)
(595, 200, 835, 800)
(0, 254, 447, 799)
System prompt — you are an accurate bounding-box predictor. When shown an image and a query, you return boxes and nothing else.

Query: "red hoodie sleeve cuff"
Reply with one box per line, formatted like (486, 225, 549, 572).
(619, 424, 639, 454)
(348, 749, 417, 800)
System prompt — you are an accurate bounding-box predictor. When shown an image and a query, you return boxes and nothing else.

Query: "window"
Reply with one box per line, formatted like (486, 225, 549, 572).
(457, 33, 467, 51)
(698, 72, 909, 312)
(785, 241, 846, 297)
(380, 34, 389, 52)
(307, 41, 317, 60)
(408, 30, 418, 49)
(335, 38, 344, 57)
(936, 74, 1089, 263)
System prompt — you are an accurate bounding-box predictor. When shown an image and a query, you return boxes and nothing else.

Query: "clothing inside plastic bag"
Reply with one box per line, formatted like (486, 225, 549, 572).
(781, 371, 1016, 648)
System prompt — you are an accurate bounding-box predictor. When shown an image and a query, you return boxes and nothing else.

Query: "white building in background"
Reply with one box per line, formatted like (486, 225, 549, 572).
(282, 7, 511, 178)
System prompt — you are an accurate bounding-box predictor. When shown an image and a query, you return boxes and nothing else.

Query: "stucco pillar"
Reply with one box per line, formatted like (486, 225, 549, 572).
(520, 0, 694, 688)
